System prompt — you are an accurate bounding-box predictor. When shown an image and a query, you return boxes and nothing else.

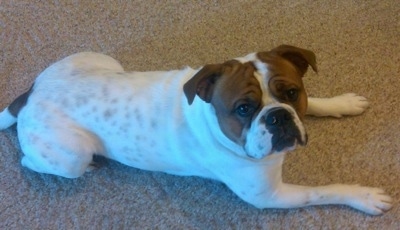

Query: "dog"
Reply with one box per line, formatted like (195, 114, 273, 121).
(0, 45, 392, 215)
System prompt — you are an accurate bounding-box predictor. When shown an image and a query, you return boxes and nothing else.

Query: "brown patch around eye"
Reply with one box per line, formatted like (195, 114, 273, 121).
(268, 77, 308, 119)
(269, 79, 290, 101)
(269, 78, 301, 102)
(209, 61, 262, 146)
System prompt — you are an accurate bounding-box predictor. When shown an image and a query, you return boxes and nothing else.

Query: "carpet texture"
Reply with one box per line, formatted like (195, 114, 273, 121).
(1, 1, 399, 229)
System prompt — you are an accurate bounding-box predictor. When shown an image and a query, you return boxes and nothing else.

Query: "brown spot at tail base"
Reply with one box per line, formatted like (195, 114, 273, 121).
(9, 85, 34, 117)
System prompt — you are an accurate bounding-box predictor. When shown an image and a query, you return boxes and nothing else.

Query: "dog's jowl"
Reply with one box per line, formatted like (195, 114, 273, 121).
(0, 45, 392, 215)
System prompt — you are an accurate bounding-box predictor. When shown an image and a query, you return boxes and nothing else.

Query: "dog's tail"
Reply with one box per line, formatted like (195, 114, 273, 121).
(0, 108, 17, 130)
(0, 85, 33, 130)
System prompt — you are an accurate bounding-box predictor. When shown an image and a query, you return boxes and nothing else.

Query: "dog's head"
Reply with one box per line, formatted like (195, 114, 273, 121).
(183, 45, 317, 159)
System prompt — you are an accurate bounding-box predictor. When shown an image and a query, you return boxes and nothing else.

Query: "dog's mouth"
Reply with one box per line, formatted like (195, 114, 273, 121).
(243, 128, 307, 159)
(271, 132, 307, 153)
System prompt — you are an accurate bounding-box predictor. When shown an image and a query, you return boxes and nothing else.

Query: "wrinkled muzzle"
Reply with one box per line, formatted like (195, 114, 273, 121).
(244, 105, 307, 159)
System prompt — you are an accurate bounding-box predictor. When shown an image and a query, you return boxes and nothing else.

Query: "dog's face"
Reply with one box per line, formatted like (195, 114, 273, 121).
(184, 45, 317, 159)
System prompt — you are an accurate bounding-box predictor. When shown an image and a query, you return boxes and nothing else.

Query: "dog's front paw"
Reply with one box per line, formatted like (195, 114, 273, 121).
(330, 93, 369, 118)
(347, 185, 393, 215)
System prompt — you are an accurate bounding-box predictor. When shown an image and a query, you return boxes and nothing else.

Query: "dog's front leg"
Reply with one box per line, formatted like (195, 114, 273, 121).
(307, 93, 369, 118)
(222, 156, 391, 215)
(257, 183, 393, 215)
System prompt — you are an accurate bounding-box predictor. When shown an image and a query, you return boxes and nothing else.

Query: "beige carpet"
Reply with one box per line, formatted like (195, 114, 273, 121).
(1, 1, 399, 229)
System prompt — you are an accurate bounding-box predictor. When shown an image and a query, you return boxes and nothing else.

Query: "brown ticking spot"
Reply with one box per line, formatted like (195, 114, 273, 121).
(61, 98, 70, 107)
(104, 108, 117, 119)
(111, 98, 118, 104)
(102, 85, 110, 98)
(150, 120, 157, 129)
(119, 125, 129, 134)
(133, 108, 141, 122)
(75, 96, 89, 107)
(44, 143, 52, 150)
(49, 160, 59, 166)
(29, 134, 40, 144)
(132, 157, 139, 162)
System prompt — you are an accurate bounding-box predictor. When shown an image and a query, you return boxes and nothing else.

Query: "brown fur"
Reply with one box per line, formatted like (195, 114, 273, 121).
(8, 85, 33, 117)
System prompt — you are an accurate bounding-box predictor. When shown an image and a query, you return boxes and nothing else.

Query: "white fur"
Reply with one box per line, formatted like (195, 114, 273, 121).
(307, 93, 370, 117)
(0, 108, 16, 129)
(0, 52, 392, 215)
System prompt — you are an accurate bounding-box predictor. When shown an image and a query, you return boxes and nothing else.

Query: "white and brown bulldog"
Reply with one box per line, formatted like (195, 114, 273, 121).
(0, 45, 392, 215)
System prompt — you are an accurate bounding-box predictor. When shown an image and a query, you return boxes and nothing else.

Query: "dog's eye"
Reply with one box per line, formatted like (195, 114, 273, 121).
(236, 104, 255, 117)
(286, 88, 299, 101)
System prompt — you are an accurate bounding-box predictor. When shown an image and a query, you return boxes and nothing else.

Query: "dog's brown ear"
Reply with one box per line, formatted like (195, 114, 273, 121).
(267, 45, 318, 75)
(183, 64, 223, 105)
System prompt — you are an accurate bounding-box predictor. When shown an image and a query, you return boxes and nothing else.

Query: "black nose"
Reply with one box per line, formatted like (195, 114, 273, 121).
(265, 108, 292, 127)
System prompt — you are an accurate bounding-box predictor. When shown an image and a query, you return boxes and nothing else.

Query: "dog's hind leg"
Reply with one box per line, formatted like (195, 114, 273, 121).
(306, 93, 369, 118)
(18, 120, 104, 178)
